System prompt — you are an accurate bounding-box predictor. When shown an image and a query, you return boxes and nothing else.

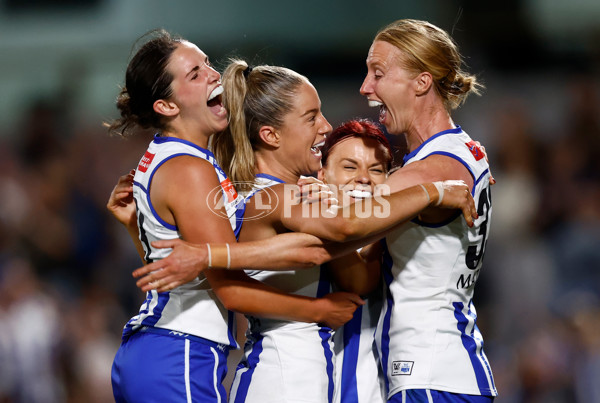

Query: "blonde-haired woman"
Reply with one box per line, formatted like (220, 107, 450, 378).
(360, 19, 497, 402)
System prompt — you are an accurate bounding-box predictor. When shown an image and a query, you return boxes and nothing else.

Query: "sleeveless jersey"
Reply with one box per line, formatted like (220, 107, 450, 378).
(122, 134, 242, 347)
(334, 283, 386, 403)
(229, 173, 336, 403)
(377, 127, 497, 398)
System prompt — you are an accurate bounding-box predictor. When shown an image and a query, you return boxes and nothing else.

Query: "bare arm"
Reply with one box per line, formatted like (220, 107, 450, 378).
(279, 180, 476, 242)
(148, 157, 362, 329)
(326, 242, 382, 296)
(106, 170, 146, 263)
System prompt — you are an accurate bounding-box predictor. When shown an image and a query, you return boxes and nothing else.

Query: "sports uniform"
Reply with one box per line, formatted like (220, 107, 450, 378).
(229, 174, 336, 403)
(378, 127, 497, 401)
(111, 135, 242, 403)
(333, 284, 386, 403)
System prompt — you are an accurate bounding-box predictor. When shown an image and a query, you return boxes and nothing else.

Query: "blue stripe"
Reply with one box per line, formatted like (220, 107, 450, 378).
(403, 126, 462, 164)
(379, 239, 394, 396)
(340, 305, 363, 403)
(475, 169, 490, 188)
(123, 290, 172, 339)
(141, 292, 171, 327)
(233, 335, 264, 403)
(234, 201, 246, 241)
(392, 389, 495, 402)
(452, 302, 496, 395)
(319, 327, 335, 403)
(316, 267, 335, 402)
(153, 134, 216, 160)
(227, 310, 238, 348)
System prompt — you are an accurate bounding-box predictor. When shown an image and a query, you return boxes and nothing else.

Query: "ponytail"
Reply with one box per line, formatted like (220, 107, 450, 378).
(213, 59, 257, 191)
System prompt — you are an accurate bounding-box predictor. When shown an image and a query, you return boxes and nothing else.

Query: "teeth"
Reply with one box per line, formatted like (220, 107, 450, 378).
(208, 86, 223, 101)
(368, 100, 383, 108)
(311, 140, 325, 157)
(313, 140, 325, 149)
(346, 189, 372, 199)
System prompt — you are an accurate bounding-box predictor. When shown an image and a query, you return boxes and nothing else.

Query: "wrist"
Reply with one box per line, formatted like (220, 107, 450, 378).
(421, 182, 443, 206)
(309, 298, 324, 323)
(207, 243, 231, 269)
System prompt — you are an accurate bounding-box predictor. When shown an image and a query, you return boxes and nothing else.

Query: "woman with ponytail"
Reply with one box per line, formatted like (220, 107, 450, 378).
(107, 29, 479, 402)
(107, 30, 365, 403)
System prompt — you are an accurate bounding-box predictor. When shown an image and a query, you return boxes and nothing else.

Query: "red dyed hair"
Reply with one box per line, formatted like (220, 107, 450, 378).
(321, 119, 393, 170)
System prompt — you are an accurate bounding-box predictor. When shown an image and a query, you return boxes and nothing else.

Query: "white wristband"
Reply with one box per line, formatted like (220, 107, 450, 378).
(225, 243, 231, 269)
(418, 184, 430, 204)
(206, 243, 212, 268)
(433, 182, 444, 206)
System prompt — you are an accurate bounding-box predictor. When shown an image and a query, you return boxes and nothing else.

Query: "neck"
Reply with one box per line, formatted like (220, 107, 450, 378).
(404, 104, 454, 152)
(162, 122, 211, 149)
(255, 150, 300, 184)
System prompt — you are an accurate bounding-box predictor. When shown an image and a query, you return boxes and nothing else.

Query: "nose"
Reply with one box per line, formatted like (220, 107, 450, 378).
(208, 65, 221, 82)
(359, 75, 372, 97)
(354, 167, 371, 186)
(318, 115, 333, 139)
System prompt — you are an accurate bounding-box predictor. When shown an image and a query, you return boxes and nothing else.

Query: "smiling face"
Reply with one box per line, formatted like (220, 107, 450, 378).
(360, 40, 418, 136)
(318, 136, 389, 201)
(165, 41, 228, 136)
(278, 81, 332, 176)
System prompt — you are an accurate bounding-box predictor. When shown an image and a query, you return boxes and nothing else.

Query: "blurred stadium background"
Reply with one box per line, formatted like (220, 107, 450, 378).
(1, 1, 599, 402)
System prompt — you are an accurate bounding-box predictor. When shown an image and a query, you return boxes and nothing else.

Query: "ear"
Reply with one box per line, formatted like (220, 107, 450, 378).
(258, 125, 281, 148)
(153, 99, 179, 117)
(415, 71, 433, 96)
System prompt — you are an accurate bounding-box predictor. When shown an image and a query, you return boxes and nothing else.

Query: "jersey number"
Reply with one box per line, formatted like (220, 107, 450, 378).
(466, 187, 491, 269)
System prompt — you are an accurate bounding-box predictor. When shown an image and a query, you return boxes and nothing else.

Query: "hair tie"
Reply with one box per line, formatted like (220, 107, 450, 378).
(243, 65, 253, 79)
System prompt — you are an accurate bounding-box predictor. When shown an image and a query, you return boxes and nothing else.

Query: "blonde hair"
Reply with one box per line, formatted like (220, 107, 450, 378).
(375, 19, 483, 111)
(213, 59, 306, 191)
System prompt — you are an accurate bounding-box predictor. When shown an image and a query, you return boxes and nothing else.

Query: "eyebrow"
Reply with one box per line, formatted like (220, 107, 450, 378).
(185, 56, 208, 78)
(340, 157, 384, 167)
(300, 108, 319, 117)
(186, 66, 200, 78)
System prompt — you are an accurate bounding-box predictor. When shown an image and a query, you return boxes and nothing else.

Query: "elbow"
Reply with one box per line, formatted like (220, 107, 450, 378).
(332, 218, 361, 242)
(215, 287, 245, 313)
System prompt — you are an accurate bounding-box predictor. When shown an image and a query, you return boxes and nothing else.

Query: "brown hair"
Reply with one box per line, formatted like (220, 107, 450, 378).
(375, 19, 483, 111)
(105, 29, 183, 136)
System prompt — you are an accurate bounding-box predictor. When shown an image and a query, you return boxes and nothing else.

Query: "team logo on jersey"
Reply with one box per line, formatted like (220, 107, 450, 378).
(465, 141, 485, 161)
(138, 151, 155, 173)
(392, 360, 414, 376)
(221, 178, 238, 203)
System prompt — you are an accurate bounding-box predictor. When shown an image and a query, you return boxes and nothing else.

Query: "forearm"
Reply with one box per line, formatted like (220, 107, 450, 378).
(226, 232, 334, 270)
(208, 271, 324, 323)
(290, 183, 434, 242)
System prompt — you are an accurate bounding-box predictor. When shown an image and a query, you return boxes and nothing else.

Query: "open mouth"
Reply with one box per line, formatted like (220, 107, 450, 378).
(207, 86, 224, 114)
(368, 99, 387, 124)
(310, 140, 325, 158)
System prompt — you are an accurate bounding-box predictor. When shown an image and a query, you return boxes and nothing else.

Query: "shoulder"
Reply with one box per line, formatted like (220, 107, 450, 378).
(156, 155, 221, 192)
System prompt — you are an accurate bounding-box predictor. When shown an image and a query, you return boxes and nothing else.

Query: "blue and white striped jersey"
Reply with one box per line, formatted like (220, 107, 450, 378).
(378, 127, 497, 398)
(229, 173, 336, 403)
(122, 134, 242, 348)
